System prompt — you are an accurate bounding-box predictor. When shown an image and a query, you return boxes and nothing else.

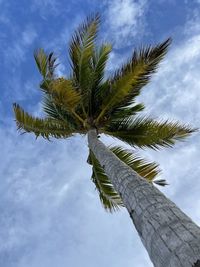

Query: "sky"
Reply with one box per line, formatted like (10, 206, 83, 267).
(0, 0, 200, 266)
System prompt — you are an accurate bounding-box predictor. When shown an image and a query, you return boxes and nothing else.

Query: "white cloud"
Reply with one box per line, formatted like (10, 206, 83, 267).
(135, 17, 200, 225)
(4, 25, 37, 67)
(105, 0, 147, 47)
(139, 32, 200, 124)
(30, 0, 61, 19)
(1, 23, 39, 105)
(0, 124, 152, 267)
(1, 2, 200, 267)
(0, 1, 10, 24)
(103, 8, 200, 232)
(106, 51, 127, 73)
(183, 4, 200, 35)
(22, 27, 37, 45)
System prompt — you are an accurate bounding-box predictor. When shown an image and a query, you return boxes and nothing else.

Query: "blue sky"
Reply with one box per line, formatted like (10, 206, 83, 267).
(1, 0, 200, 266)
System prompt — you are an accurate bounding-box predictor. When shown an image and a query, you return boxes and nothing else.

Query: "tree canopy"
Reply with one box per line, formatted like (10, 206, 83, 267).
(13, 14, 195, 212)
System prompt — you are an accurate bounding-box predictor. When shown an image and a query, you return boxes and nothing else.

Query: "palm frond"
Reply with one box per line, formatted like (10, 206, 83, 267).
(108, 103, 145, 122)
(69, 13, 100, 96)
(96, 38, 171, 122)
(49, 78, 81, 110)
(13, 104, 74, 139)
(88, 145, 165, 212)
(88, 150, 124, 212)
(34, 49, 58, 79)
(92, 43, 112, 92)
(105, 116, 196, 149)
(89, 43, 112, 116)
(110, 146, 161, 182)
(42, 94, 82, 131)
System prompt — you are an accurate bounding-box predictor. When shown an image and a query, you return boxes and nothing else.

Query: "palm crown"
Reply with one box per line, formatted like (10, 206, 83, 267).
(13, 14, 195, 212)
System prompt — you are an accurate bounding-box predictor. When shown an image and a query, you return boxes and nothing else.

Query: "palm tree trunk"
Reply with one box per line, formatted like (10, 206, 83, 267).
(88, 129, 200, 267)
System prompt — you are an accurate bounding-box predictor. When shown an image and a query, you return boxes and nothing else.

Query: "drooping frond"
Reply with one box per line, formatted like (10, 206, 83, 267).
(13, 104, 74, 139)
(96, 39, 171, 123)
(110, 146, 161, 182)
(34, 49, 58, 79)
(88, 145, 165, 212)
(105, 116, 196, 149)
(88, 150, 124, 212)
(69, 13, 100, 97)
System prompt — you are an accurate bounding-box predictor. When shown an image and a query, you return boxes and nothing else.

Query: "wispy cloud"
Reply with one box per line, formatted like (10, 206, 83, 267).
(135, 16, 200, 225)
(4, 25, 37, 67)
(22, 27, 37, 46)
(104, 0, 147, 48)
(30, 0, 61, 19)
(0, 21, 40, 107)
(0, 124, 152, 267)
(1, 1, 200, 267)
(139, 32, 200, 124)
(103, 8, 200, 230)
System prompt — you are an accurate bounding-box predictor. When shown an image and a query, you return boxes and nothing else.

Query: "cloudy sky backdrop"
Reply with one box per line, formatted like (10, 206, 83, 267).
(1, 0, 200, 266)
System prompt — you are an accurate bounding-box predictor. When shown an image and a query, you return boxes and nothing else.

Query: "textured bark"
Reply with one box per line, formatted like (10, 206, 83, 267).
(88, 129, 200, 267)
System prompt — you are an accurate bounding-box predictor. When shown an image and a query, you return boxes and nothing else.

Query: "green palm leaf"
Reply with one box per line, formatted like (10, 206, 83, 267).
(13, 104, 74, 139)
(34, 49, 58, 79)
(92, 43, 112, 85)
(49, 78, 81, 111)
(88, 145, 165, 212)
(110, 146, 161, 182)
(110, 146, 166, 186)
(105, 117, 196, 149)
(40, 78, 86, 127)
(96, 38, 171, 123)
(89, 43, 112, 116)
(42, 94, 82, 131)
(91, 43, 112, 94)
(88, 150, 124, 212)
(106, 103, 145, 123)
(69, 13, 100, 96)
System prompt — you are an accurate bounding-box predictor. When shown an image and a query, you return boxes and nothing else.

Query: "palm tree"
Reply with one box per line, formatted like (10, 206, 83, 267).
(13, 14, 200, 267)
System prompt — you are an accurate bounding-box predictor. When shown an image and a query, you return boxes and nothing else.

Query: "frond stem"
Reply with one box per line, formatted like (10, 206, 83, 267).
(95, 109, 105, 125)
(81, 103, 88, 118)
(71, 109, 85, 125)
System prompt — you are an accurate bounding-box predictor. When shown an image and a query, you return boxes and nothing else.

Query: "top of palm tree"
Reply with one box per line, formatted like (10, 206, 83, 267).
(13, 13, 196, 212)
